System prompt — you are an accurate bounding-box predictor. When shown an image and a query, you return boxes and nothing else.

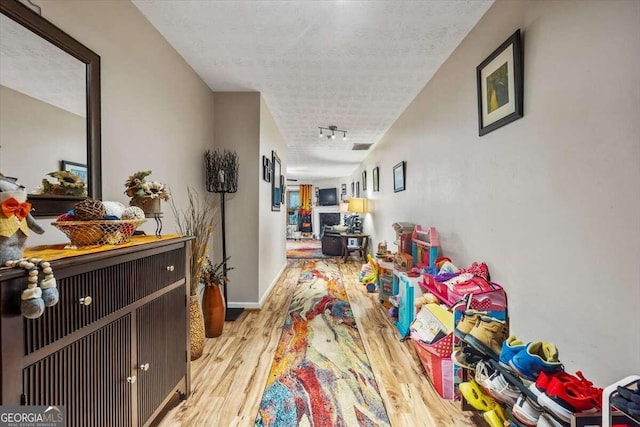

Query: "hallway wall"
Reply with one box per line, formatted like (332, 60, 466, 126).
(353, 0, 640, 385)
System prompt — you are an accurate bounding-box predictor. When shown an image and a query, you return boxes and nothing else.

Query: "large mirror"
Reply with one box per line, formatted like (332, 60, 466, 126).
(0, 0, 100, 216)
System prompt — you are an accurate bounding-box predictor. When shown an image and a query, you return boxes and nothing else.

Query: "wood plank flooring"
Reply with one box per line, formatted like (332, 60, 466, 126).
(155, 260, 483, 427)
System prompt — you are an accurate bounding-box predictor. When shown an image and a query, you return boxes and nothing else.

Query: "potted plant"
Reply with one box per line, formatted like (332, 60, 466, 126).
(125, 170, 170, 214)
(200, 256, 233, 337)
(170, 188, 216, 360)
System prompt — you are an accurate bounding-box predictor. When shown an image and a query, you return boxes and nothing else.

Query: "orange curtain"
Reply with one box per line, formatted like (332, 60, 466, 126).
(300, 184, 312, 211)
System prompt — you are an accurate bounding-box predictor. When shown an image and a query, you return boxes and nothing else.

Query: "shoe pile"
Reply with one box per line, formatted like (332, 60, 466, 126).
(456, 328, 605, 426)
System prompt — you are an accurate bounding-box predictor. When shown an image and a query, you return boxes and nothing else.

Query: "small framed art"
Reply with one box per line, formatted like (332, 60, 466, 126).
(393, 161, 405, 192)
(356, 181, 360, 197)
(372, 167, 379, 192)
(262, 155, 271, 182)
(362, 170, 367, 191)
(477, 29, 523, 136)
(61, 160, 87, 184)
(351, 182, 354, 197)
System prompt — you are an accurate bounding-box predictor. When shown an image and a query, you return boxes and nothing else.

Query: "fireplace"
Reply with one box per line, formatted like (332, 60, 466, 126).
(312, 205, 340, 238)
(319, 213, 341, 234)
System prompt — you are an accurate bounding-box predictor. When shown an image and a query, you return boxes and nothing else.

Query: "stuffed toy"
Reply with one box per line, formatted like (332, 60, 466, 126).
(5, 257, 58, 319)
(414, 292, 440, 308)
(0, 176, 44, 265)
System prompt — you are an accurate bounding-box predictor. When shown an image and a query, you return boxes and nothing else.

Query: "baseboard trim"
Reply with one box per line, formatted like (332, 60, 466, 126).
(227, 261, 287, 309)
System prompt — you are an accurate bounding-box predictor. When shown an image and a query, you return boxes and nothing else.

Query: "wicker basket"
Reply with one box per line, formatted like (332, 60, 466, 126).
(52, 219, 146, 246)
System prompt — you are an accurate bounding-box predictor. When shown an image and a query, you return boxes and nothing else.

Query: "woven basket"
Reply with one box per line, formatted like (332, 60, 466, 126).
(52, 219, 146, 246)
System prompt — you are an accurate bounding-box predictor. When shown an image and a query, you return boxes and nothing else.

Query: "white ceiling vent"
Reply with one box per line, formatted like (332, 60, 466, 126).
(352, 144, 373, 151)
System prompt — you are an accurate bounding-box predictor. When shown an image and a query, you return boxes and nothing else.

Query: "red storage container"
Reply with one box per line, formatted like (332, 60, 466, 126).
(413, 337, 454, 399)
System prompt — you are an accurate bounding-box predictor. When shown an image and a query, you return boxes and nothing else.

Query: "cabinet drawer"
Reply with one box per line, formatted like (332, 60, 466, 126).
(23, 247, 185, 355)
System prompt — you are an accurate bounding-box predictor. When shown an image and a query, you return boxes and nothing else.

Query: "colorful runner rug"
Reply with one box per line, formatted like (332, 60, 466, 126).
(286, 240, 330, 259)
(255, 260, 390, 427)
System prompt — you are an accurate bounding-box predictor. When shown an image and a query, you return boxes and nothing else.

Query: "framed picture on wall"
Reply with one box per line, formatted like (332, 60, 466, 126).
(61, 160, 87, 184)
(356, 181, 360, 197)
(271, 151, 281, 211)
(477, 29, 523, 136)
(351, 182, 354, 197)
(341, 183, 347, 195)
(372, 167, 379, 192)
(262, 155, 271, 182)
(393, 161, 405, 192)
(362, 170, 367, 191)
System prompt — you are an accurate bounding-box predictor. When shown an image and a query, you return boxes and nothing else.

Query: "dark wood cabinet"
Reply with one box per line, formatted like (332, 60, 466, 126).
(0, 236, 191, 427)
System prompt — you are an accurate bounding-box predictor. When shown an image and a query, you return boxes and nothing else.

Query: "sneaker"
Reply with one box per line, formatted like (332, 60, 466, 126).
(452, 345, 485, 370)
(512, 394, 543, 426)
(459, 379, 497, 412)
(499, 336, 528, 368)
(475, 360, 494, 391)
(454, 309, 487, 340)
(464, 315, 508, 358)
(483, 405, 509, 427)
(536, 413, 567, 427)
(509, 342, 563, 381)
(530, 371, 593, 400)
(617, 384, 640, 404)
(537, 377, 601, 423)
(484, 371, 521, 405)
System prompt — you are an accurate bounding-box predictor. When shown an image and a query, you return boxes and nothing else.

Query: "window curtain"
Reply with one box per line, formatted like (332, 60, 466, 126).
(300, 185, 312, 211)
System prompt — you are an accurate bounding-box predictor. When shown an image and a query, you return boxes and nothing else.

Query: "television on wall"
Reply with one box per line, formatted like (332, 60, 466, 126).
(318, 188, 338, 206)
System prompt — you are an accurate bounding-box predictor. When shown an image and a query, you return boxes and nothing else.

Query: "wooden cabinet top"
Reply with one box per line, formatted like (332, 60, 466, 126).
(0, 234, 192, 281)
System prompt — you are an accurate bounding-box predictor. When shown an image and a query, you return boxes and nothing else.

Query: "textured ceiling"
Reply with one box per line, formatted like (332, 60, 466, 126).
(0, 14, 86, 117)
(133, 0, 493, 180)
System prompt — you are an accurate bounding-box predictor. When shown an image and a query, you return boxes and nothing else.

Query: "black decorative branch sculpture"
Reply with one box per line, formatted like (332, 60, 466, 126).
(205, 150, 239, 194)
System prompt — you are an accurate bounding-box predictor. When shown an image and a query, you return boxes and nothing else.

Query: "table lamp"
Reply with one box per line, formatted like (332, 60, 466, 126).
(347, 198, 368, 233)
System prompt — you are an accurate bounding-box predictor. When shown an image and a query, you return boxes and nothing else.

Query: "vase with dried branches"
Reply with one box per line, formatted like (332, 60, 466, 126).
(170, 188, 217, 360)
(200, 256, 233, 337)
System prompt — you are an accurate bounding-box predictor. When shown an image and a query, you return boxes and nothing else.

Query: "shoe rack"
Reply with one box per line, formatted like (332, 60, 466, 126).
(600, 375, 640, 427)
(456, 341, 639, 427)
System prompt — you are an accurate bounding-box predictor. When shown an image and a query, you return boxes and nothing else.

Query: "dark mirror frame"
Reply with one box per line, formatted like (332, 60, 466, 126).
(1, 0, 101, 217)
(271, 151, 281, 211)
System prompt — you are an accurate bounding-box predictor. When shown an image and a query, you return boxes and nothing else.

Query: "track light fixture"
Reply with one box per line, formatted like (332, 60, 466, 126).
(318, 125, 347, 140)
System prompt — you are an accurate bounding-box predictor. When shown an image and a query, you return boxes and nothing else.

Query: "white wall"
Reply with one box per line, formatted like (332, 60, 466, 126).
(12, 0, 216, 245)
(258, 96, 287, 302)
(0, 86, 85, 193)
(212, 92, 260, 306)
(353, 0, 640, 385)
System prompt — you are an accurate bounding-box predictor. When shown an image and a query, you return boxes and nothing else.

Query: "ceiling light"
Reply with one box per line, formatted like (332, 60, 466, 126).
(318, 125, 347, 140)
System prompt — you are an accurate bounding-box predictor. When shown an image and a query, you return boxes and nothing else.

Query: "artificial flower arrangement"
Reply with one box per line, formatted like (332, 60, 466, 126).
(124, 170, 170, 202)
(39, 171, 87, 197)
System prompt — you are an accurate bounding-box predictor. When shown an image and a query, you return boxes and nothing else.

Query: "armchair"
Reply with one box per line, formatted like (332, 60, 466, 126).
(321, 225, 343, 256)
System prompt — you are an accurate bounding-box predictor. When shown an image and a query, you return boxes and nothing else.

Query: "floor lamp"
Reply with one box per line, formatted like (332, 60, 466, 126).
(205, 149, 244, 321)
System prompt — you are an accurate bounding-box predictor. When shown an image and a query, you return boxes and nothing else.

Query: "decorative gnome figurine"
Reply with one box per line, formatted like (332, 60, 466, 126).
(0, 175, 55, 319)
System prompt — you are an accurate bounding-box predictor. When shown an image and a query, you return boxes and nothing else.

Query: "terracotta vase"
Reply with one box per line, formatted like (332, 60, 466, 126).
(189, 295, 205, 360)
(202, 285, 226, 338)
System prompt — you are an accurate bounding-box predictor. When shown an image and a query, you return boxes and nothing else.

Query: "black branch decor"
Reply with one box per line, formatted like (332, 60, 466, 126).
(205, 150, 239, 194)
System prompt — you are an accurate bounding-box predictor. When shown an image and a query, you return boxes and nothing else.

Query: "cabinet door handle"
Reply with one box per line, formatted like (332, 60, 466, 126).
(79, 296, 93, 306)
(127, 375, 137, 384)
(166, 265, 175, 272)
(139, 363, 150, 371)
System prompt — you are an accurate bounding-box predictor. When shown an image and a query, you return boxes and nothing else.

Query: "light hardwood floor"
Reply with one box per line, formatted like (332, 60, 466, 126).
(155, 260, 483, 427)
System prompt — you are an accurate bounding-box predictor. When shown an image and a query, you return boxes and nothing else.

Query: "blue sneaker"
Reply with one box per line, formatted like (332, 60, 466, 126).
(499, 336, 528, 368)
(508, 342, 563, 381)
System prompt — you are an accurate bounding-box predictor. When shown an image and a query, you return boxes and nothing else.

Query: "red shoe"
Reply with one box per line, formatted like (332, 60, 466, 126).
(537, 375, 602, 423)
(529, 370, 593, 399)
